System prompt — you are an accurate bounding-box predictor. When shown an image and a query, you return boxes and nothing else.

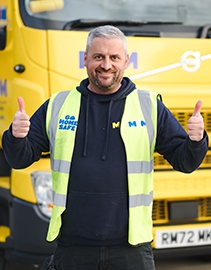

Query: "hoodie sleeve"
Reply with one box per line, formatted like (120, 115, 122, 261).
(155, 100, 208, 173)
(2, 100, 50, 169)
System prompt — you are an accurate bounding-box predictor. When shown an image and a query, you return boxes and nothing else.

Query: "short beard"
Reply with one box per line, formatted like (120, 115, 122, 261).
(94, 76, 116, 91)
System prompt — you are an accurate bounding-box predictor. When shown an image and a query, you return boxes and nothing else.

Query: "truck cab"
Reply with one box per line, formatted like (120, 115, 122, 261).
(0, 0, 211, 268)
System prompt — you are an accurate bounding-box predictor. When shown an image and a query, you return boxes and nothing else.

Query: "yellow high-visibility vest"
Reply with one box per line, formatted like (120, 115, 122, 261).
(46, 88, 157, 245)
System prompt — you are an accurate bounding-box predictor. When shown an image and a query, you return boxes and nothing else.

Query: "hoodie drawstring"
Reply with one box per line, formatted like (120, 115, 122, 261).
(83, 95, 90, 157)
(101, 99, 114, 161)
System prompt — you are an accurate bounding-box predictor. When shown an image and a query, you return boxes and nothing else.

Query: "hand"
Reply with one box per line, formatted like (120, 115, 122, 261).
(187, 100, 204, 141)
(12, 97, 30, 138)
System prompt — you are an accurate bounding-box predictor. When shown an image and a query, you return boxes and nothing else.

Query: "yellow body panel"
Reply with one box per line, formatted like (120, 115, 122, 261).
(0, 0, 210, 259)
(11, 158, 51, 203)
(0, 177, 10, 189)
(154, 170, 211, 200)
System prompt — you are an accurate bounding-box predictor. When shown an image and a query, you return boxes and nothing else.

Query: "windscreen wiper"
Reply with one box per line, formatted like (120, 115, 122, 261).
(62, 19, 147, 30)
(62, 19, 182, 30)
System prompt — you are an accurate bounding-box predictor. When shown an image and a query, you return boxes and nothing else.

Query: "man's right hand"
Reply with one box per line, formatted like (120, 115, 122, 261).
(12, 97, 30, 138)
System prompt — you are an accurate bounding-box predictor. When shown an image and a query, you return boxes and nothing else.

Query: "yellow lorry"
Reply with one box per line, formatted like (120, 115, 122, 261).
(0, 0, 211, 268)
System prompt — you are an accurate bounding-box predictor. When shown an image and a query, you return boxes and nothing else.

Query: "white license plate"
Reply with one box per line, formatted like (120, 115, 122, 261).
(155, 227, 211, 249)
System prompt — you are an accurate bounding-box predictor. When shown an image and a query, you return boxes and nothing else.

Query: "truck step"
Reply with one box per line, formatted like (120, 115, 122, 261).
(0, 226, 10, 243)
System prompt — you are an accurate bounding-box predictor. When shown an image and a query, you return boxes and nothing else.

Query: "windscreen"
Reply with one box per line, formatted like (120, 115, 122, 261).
(22, 0, 211, 29)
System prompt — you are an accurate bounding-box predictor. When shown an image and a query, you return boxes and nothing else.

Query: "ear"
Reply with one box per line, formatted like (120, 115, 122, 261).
(125, 54, 130, 69)
(84, 52, 87, 67)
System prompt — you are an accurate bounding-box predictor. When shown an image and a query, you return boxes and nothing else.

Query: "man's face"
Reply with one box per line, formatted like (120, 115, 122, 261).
(84, 37, 129, 94)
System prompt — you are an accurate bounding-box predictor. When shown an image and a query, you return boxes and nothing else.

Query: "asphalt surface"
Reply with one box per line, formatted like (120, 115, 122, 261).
(2, 256, 211, 270)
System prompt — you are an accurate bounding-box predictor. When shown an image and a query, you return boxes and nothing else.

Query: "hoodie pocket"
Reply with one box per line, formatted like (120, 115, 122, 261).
(61, 191, 128, 241)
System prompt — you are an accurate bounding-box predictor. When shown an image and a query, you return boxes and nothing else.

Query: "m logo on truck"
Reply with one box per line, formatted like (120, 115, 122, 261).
(0, 79, 7, 96)
(0, 6, 6, 24)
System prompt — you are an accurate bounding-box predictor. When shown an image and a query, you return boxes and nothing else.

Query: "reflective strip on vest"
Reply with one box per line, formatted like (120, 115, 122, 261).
(129, 190, 153, 207)
(51, 159, 71, 174)
(52, 191, 67, 207)
(48, 91, 70, 164)
(127, 160, 154, 174)
(137, 90, 155, 147)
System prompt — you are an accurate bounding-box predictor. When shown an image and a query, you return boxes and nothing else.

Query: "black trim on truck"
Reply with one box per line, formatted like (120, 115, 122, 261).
(154, 245, 211, 259)
(2, 197, 56, 265)
(0, 26, 6, 50)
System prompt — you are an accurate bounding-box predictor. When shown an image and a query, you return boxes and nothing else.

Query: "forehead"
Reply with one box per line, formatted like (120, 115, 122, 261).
(88, 37, 125, 54)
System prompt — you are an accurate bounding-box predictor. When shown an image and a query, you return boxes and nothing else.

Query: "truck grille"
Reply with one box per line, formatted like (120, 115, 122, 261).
(152, 198, 211, 223)
(153, 110, 211, 223)
(173, 110, 211, 132)
(199, 198, 211, 217)
(154, 110, 211, 170)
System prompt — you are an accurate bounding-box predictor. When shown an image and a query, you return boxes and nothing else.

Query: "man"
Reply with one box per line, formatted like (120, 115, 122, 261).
(2, 25, 208, 270)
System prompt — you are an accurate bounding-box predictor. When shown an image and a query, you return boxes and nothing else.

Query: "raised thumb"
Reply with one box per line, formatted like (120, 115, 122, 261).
(18, 97, 25, 113)
(193, 100, 202, 116)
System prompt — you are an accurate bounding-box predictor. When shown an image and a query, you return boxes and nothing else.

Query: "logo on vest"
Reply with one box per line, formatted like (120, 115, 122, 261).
(112, 121, 120, 129)
(59, 115, 78, 131)
(128, 120, 146, 127)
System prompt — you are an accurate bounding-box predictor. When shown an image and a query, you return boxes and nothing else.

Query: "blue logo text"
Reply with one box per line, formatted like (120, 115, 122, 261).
(59, 115, 78, 131)
(0, 79, 7, 96)
(128, 120, 146, 127)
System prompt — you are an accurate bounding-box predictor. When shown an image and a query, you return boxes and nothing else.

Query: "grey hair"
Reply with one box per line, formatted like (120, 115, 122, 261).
(86, 25, 127, 54)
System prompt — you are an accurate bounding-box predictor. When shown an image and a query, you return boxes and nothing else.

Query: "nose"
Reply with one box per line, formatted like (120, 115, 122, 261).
(100, 57, 112, 70)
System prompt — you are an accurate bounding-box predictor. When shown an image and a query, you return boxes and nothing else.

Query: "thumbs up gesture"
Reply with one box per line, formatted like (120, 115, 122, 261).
(187, 100, 204, 141)
(12, 97, 30, 138)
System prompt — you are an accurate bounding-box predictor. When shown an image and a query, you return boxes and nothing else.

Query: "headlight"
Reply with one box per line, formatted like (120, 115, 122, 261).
(31, 171, 53, 218)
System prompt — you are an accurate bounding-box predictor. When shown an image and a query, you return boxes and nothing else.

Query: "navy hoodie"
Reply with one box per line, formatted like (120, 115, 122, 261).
(2, 78, 208, 246)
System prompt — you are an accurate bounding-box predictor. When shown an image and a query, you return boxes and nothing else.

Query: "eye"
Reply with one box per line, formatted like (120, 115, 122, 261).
(94, 55, 103, 60)
(112, 55, 120, 61)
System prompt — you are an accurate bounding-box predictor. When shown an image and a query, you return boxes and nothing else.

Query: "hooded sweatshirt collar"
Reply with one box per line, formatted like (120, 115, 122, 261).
(76, 77, 136, 160)
(76, 77, 136, 101)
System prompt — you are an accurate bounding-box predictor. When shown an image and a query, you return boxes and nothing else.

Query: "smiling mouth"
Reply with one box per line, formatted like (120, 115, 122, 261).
(100, 74, 111, 79)
(97, 70, 115, 77)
